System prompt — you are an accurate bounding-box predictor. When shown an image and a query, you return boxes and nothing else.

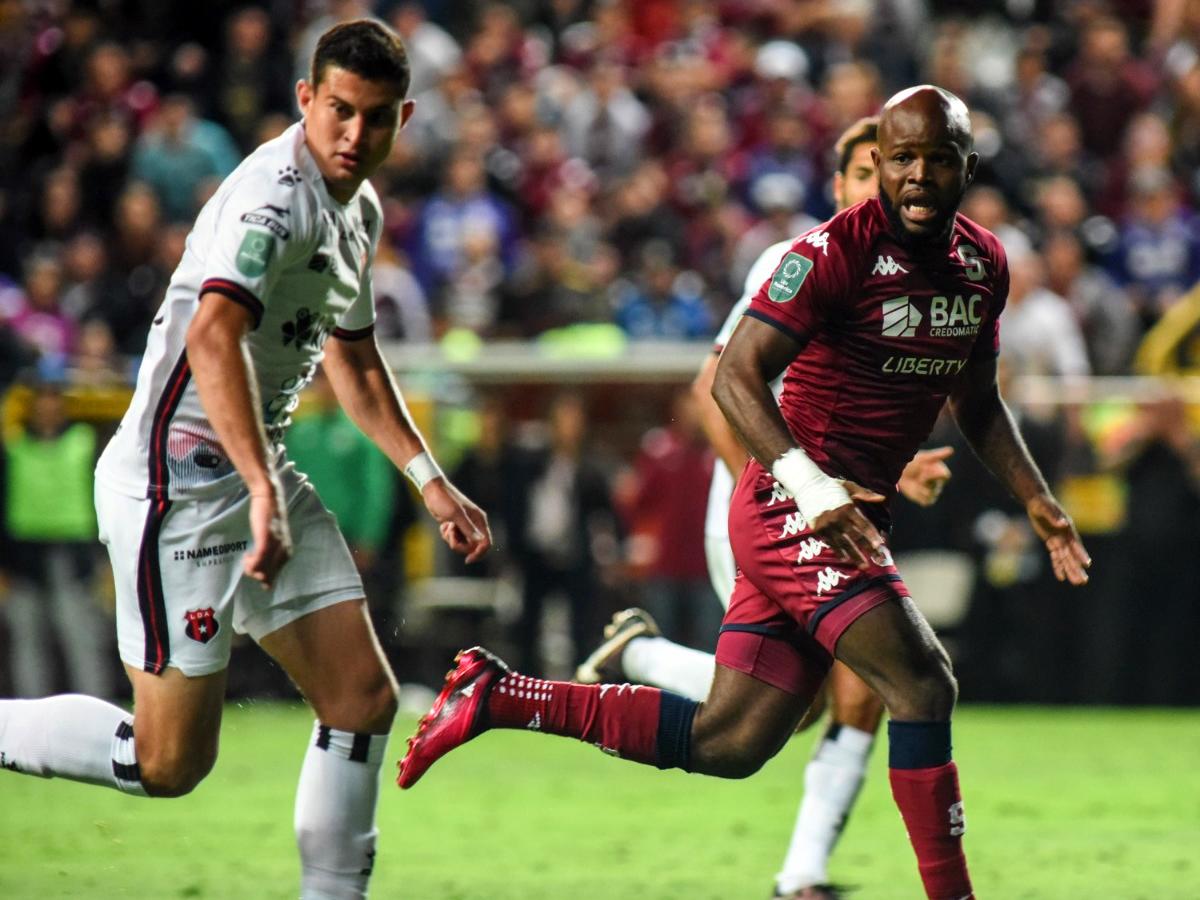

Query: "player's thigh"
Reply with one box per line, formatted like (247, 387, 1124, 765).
(97, 482, 249, 678)
(833, 595, 954, 718)
(827, 660, 885, 733)
(257, 599, 397, 733)
(125, 663, 227, 791)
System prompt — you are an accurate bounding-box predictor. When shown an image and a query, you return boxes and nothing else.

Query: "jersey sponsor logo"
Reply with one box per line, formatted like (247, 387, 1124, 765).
(929, 294, 983, 337)
(815, 566, 852, 595)
(236, 229, 275, 278)
(799, 230, 830, 255)
(768, 252, 814, 303)
(277, 165, 302, 186)
(240, 208, 291, 240)
(957, 244, 985, 282)
(881, 296, 922, 337)
(281, 307, 336, 352)
(173, 540, 248, 565)
(796, 536, 828, 563)
(872, 255, 909, 276)
(882, 355, 967, 376)
(184, 607, 220, 644)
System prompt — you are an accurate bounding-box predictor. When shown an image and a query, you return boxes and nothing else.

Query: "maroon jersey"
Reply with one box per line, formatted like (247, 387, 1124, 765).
(745, 197, 1009, 523)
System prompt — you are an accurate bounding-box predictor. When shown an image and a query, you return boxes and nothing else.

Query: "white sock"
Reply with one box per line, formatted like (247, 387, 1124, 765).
(620, 636, 715, 702)
(295, 722, 388, 900)
(0, 695, 147, 796)
(776, 723, 874, 893)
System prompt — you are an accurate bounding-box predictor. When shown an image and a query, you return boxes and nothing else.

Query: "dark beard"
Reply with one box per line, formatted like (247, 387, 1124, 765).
(878, 188, 963, 253)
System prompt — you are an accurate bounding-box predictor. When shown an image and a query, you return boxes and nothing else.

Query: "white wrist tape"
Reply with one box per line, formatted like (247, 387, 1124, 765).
(771, 447, 851, 524)
(403, 451, 444, 491)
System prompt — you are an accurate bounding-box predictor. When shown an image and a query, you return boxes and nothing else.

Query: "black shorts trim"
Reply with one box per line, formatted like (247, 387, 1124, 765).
(807, 573, 904, 638)
(743, 308, 810, 346)
(136, 497, 173, 675)
(201, 278, 265, 328)
(333, 323, 375, 341)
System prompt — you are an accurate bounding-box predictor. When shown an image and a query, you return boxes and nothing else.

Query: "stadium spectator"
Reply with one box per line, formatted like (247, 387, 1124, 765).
(1, 381, 113, 700)
(211, 6, 293, 153)
(1066, 16, 1157, 161)
(613, 240, 712, 341)
(131, 94, 240, 223)
(562, 58, 651, 179)
(389, 3, 462, 99)
(998, 250, 1092, 378)
(9, 251, 75, 365)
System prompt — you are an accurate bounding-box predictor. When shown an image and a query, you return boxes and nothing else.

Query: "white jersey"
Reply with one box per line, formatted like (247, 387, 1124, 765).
(97, 123, 381, 500)
(703, 239, 790, 543)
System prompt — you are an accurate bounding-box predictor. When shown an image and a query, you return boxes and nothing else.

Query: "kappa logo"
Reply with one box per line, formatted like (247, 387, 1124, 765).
(277, 166, 302, 186)
(527, 712, 542, 731)
(799, 230, 830, 255)
(184, 608, 220, 644)
(778, 511, 807, 540)
(766, 480, 794, 506)
(796, 536, 828, 563)
(872, 255, 908, 276)
(815, 566, 852, 595)
(881, 296, 922, 338)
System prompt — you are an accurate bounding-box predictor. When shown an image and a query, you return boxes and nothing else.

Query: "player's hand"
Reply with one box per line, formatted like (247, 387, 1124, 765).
(244, 480, 293, 589)
(811, 481, 886, 570)
(423, 479, 492, 564)
(1026, 493, 1091, 586)
(897, 446, 953, 507)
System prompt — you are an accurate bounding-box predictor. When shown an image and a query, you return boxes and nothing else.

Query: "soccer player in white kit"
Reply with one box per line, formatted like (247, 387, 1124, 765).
(0, 20, 490, 899)
(576, 118, 953, 899)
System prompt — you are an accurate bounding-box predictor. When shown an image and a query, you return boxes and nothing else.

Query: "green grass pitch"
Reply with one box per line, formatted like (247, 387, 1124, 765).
(1, 705, 1197, 898)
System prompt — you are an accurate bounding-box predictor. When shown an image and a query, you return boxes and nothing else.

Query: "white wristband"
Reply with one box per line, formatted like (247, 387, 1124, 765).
(771, 447, 851, 524)
(403, 451, 444, 491)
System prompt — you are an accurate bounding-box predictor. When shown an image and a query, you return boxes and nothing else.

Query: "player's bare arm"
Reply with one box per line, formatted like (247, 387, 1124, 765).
(713, 315, 885, 569)
(949, 354, 1091, 584)
(322, 334, 492, 563)
(187, 293, 293, 587)
(692, 350, 748, 477)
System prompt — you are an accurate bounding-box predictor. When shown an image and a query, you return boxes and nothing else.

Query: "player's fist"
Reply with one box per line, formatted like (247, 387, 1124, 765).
(244, 482, 293, 589)
(424, 480, 492, 564)
(898, 445, 953, 506)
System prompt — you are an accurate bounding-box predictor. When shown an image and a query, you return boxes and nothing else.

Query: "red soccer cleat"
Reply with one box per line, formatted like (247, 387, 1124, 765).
(396, 646, 508, 789)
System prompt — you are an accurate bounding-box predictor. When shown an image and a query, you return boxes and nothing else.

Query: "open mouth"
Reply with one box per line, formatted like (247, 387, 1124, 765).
(902, 196, 940, 225)
(336, 152, 361, 169)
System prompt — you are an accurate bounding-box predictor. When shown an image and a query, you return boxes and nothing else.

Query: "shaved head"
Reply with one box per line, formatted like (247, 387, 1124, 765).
(880, 85, 973, 152)
(872, 84, 978, 245)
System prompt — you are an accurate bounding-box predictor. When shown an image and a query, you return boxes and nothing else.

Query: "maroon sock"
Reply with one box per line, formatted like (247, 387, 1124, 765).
(485, 672, 668, 766)
(888, 761, 974, 900)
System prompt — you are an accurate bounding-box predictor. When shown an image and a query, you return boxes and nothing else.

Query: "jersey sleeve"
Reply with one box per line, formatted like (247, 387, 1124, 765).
(334, 193, 381, 341)
(715, 241, 793, 351)
(970, 239, 1008, 359)
(199, 172, 305, 328)
(745, 227, 853, 345)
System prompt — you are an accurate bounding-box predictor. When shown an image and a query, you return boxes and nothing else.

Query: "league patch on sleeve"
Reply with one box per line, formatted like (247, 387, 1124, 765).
(236, 230, 275, 278)
(767, 252, 814, 303)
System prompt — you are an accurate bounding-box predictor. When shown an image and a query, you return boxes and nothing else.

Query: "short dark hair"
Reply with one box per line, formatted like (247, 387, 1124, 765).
(834, 116, 879, 175)
(311, 19, 410, 96)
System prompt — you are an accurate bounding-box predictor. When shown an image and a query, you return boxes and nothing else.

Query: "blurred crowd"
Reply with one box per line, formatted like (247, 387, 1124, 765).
(0, 1, 1200, 379)
(3, 1, 1200, 706)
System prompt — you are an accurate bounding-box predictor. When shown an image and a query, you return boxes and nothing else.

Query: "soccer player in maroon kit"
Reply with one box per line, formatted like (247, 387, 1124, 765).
(398, 86, 1091, 900)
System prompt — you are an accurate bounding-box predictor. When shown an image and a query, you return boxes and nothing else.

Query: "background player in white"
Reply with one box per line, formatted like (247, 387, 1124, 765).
(575, 117, 953, 899)
(0, 20, 490, 899)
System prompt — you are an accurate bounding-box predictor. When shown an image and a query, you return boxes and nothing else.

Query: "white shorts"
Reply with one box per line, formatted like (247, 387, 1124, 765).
(704, 533, 736, 610)
(96, 463, 364, 677)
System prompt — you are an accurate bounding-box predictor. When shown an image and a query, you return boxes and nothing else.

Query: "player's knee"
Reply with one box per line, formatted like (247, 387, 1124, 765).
(315, 674, 398, 734)
(832, 692, 885, 733)
(892, 664, 957, 721)
(138, 747, 217, 798)
(691, 727, 774, 779)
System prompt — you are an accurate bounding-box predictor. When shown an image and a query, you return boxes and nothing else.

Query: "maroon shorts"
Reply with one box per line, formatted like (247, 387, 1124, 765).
(714, 460, 910, 696)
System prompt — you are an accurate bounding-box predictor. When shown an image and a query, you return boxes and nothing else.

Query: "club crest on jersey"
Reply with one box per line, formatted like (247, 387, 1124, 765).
(184, 608, 219, 644)
(881, 296, 922, 337)
(236, 230, 275, 278)
(768, 252, 814, 303)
